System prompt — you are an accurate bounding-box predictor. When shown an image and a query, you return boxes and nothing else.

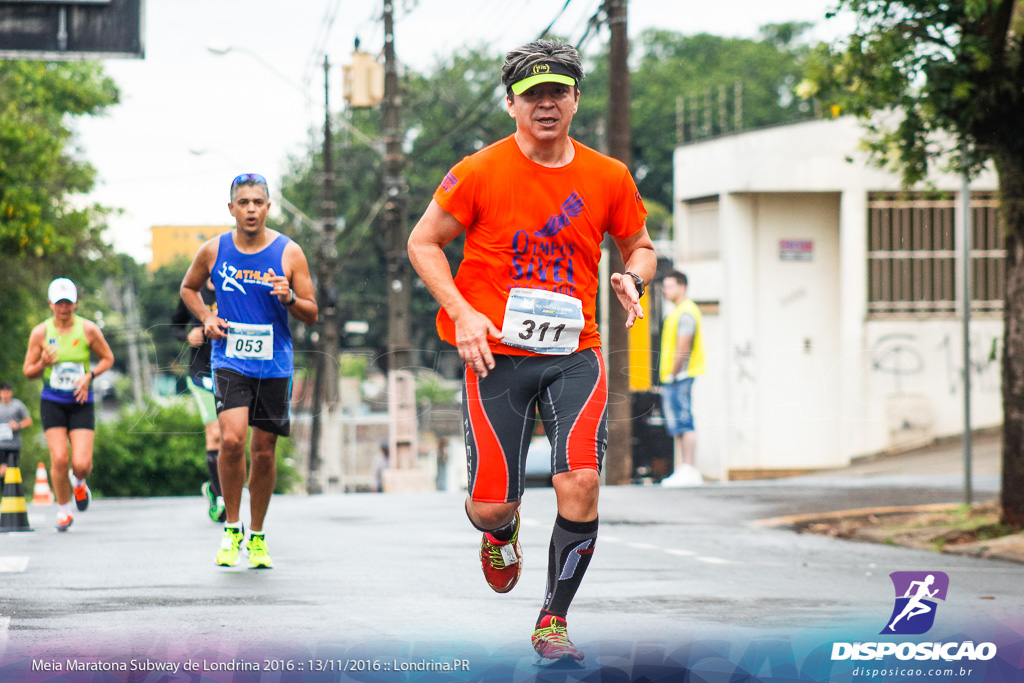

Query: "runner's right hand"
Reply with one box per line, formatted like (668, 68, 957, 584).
(203, 316, 229, 340)
(40, 344, 59, 367)
(453, 307, 502, 379)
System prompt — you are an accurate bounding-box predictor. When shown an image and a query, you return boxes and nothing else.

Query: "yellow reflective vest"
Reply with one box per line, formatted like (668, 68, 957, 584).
(659, 299, 705, 382)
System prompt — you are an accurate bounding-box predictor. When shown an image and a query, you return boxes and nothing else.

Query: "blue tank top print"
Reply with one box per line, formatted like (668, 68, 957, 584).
(210, 231, 294, 378)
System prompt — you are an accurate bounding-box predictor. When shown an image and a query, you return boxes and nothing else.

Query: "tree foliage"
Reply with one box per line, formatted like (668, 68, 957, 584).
(0, 60, 120, 395)
(801, 0, 1024, 525)
(85, 401, 299, 497)
(0, 60, 118, 258)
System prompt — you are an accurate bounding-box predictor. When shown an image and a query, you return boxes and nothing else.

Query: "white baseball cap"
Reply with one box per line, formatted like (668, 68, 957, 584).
(47, 278, 78, 304)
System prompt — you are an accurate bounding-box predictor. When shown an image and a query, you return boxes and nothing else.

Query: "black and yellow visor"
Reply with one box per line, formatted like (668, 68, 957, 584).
(506, 62, 577, 95)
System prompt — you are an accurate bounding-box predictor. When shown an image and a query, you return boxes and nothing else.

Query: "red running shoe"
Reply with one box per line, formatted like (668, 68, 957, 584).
(532, 615, 584, 662)
(479, 510, 522, 593)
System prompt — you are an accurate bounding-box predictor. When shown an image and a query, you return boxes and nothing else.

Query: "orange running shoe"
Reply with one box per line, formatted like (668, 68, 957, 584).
(73, 482, 91, 512)
(55, 511, 73, 532)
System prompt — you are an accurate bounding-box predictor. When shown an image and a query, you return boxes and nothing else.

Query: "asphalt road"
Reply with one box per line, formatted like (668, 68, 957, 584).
(0, 471, 1019, 681)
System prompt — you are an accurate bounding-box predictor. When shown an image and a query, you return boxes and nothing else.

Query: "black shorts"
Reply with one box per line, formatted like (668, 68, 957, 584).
(463, 348, 608, 503)
(0, 449, 18, 467)
(213, 368, 292, 437)
(40, 399, 95, 432)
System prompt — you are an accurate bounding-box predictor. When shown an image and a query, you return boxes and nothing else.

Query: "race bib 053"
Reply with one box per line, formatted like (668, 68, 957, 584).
(225, 322, 274, 361)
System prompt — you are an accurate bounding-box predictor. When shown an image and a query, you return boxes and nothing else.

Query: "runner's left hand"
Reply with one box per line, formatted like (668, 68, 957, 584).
(266, 268, 292, 304)
(610, 272, 644, 328)
(73, 372, 91, 404)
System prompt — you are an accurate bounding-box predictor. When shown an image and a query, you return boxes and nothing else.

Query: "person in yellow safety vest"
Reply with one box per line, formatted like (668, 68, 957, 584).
(659, 271, 705, 477)
(22, 278, 114, 532)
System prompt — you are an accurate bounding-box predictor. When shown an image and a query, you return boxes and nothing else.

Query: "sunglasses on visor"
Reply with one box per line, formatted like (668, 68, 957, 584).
(231, 173, 267, 185)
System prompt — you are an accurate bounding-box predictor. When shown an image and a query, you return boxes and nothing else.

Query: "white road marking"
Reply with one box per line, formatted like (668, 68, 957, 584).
(665, 549, 696, 557)
(0, 557, 28, 572)
(627, 542, 658, 550)
(696, 556, 733, 565)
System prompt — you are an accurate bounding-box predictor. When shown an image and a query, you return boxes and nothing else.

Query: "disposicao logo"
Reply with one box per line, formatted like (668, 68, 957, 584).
(831, 571, 997, 662)
(882, 571, 948, 635)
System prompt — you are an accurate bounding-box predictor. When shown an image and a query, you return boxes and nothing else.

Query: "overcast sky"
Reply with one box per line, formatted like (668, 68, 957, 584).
(74, 0, 851, 263)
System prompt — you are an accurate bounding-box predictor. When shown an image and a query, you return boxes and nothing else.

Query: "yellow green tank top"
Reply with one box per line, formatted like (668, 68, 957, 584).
(42, 316, 91, 402)
(659, 299, 705, 382)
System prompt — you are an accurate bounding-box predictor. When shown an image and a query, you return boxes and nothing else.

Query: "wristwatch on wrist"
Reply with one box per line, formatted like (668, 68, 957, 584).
(284, 288, 297, 306)
(625, 271, 645, 298)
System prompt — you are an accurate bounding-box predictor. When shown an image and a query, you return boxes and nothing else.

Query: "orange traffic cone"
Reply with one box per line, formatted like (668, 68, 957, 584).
(1, 460, 33, 532)
(32, 462, 53, 505)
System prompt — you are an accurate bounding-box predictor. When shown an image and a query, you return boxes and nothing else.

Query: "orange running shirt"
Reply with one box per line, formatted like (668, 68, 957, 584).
(433, 135, 648, 356)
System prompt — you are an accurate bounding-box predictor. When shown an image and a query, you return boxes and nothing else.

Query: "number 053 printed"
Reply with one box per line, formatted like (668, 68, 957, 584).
(225, 322, 274, 360)
(500, 288, 584, 355)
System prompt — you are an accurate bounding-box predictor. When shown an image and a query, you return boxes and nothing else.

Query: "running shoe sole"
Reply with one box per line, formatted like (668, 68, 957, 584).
(56, 516, 73, 532)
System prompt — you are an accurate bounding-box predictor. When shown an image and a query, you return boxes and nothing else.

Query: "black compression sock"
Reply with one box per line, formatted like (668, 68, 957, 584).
(206, 449, 221, 497)
(542, 514, 599, 618)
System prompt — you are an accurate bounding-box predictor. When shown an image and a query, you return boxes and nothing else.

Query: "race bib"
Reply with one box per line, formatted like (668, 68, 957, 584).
(500, 288, 584, 355)
(225, 322, 274, 360)
(0, 424, 13, 442)
(49, 362, 85, 391)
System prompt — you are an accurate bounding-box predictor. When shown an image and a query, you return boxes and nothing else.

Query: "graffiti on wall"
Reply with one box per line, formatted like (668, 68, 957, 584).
(869, 331, 1002, 395)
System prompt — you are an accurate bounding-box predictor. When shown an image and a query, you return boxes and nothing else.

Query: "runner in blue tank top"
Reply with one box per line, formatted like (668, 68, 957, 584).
(180, 173, 318, 570)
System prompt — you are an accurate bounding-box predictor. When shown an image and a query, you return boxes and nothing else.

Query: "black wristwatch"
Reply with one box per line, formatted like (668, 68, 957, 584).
(284, 289, 297, 306)
(625, 271, 645, 298)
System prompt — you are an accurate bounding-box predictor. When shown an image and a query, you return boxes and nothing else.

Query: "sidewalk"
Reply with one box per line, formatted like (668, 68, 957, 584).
(766, 427, 1024, 564)
(817, 427, 1002, 479)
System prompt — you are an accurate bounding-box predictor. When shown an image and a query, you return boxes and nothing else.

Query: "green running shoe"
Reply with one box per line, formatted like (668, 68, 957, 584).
(247, 533, 273, 569)
(215, 524, 244, 567)
(201, 481, 225, 523)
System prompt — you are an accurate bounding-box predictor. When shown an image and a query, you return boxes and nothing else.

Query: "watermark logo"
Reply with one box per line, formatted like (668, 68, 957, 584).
(881, 571, 949, 635)
(831, 569, 995, 664)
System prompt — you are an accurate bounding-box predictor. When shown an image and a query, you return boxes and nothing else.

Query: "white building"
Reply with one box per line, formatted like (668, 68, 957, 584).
(672, 116, 1004, 481)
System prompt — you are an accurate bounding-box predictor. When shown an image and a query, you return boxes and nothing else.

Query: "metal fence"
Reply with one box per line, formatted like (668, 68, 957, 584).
(867, 192, 1005, 318)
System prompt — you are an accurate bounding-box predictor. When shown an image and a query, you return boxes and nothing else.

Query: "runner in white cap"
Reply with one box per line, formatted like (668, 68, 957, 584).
(23, 278, 114, 531)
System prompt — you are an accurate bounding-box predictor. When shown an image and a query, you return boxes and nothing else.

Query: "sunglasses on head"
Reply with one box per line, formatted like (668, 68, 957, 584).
(231, 173, 267, 185)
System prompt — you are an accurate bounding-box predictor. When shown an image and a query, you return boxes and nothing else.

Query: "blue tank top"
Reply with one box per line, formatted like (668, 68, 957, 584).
(210, 231, 294, 378)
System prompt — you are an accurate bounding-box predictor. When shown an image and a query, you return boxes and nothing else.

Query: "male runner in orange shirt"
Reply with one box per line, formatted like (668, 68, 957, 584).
(408, 39, 656, 664)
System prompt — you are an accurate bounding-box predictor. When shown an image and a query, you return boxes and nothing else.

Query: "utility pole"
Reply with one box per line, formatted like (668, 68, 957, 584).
(383, 0, 411, 372)
(604, 0, 633, 486)
(382, 0, 417, 479)
(307, 54, 340, 495)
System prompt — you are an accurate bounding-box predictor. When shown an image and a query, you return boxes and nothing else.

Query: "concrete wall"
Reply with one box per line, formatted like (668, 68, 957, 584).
(672, 116, 1002, 477)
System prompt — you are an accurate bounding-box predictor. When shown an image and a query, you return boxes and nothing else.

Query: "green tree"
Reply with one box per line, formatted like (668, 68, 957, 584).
(802, 0, 1024, 525)
(0, 60, 119, 392)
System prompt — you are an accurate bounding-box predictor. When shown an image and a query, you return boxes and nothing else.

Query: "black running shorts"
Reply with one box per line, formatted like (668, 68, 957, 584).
(40, 399, 95, 432)
(463, 348, 607, 503)
(213, 368, 292, 437)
